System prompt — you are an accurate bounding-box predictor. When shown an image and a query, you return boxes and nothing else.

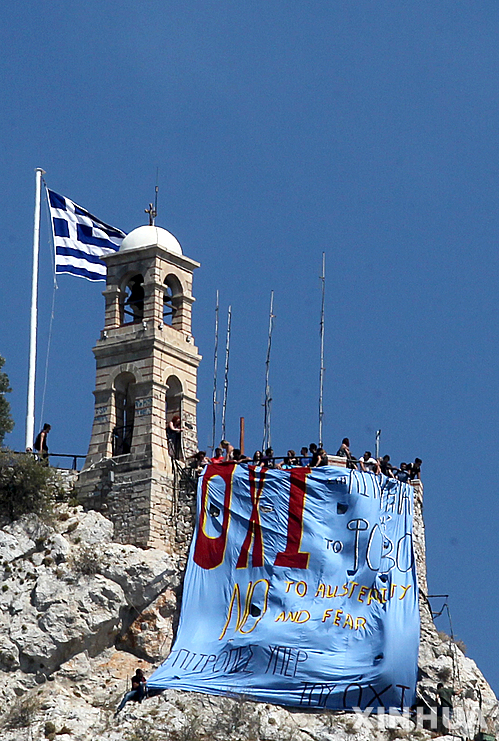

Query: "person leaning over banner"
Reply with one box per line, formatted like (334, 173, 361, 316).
(211, 447, 224, 463)
(395, 462, 410, 483)
(380, 454, 395, 478)
(188, 451, 210, 472)
(232, 448, 251, 463)
(34, 423, 51, 465)
(220, 439, 234, 460)
(299, 446, 311, 466)
(359, 451, 380, 474)
(310, 447, 328, 467)
(336, 438, 357, 469)
(411, 457, 422, 480)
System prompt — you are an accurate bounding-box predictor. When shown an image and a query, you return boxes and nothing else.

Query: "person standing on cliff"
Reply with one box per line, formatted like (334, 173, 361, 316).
(34, 423, 51, 465)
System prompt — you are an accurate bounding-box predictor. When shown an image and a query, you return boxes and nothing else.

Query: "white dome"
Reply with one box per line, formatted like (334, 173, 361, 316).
(120, 225, 182, 255)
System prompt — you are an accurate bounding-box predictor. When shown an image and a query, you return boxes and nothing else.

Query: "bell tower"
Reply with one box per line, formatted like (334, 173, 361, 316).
(77, 224, 201, 552)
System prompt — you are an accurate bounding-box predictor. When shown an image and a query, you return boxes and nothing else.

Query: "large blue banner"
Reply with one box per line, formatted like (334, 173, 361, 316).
(149, 464, 419, 710)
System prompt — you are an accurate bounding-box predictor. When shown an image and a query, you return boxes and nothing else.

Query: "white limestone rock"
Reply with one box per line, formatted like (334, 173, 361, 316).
(0, 637, 20, 671)
(64, 509, 114, 545)
(0, 530, 28, 564)
(99, 543, 178, 607)
(4, 512, 51, 550)
(45, 533, 71, 563)
(120, 588, 177, 661)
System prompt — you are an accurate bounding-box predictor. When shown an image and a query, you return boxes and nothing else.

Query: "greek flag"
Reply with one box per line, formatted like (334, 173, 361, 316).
(47, 189, 126, 281)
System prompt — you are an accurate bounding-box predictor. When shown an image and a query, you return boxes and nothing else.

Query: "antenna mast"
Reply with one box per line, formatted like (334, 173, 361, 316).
(221, 305, 232, 441)
(262, 291, 275, 452)
(319, 252, 326, 447)
(211, 290, 220, 452)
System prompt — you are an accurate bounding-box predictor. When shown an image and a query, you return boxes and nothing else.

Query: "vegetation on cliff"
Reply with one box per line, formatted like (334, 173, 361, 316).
(0, 354, 13, 446)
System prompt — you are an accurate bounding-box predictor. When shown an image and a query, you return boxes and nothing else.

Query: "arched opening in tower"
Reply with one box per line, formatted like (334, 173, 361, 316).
(163, 274, 183, 328)
(113, 372, 136, 455)
(122, 274, 145, 324)
(166, 374, 183, 459)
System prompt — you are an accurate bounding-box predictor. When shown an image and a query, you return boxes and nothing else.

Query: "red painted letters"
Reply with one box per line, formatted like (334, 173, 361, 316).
(274, 468, 310, 569)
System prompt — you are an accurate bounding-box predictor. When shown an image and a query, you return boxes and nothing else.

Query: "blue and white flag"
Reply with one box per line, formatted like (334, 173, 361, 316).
(47, 189, 126, 281)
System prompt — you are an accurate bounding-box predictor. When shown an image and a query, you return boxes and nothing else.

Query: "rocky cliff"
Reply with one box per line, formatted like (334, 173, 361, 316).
(0, 498, 497, 741)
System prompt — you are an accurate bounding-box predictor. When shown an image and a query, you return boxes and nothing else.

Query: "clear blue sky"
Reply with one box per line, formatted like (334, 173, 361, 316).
(1, 1, 499, 693)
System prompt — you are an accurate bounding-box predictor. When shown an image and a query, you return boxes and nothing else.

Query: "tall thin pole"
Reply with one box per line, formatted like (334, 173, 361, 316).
(239, 417, 245, 454)
(221, 305, 231, 441)
(25, 167, 45, 451)
(211, 290, 219, 452)
(319, 252, 326, 447)
(262, 291, 274, 452)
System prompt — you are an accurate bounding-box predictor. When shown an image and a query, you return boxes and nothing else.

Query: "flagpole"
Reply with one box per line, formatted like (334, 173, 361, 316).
(319, 252, 326, 447)
(25, 168, 45, 451)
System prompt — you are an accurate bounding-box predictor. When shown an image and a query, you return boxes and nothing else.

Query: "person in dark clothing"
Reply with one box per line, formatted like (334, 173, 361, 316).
(115, 668, 147, 714)
(167, 415, 182, 459)
(336, 438, 357, 470)
(396, 462, 410, 483)
(188, 451, 210, 471)
(232, 448, 251, 463)
(436, 682, 461, 730)
(262, 447, 275, 468)
(310, 448, 328, 467)
(34, 424, 51, 465)
(380, 454, 395, 478)
(411, 457, 422, 480)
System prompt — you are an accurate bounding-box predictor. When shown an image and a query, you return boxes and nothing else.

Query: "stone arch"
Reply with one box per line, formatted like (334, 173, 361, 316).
(163, 273, 183, 327)
(165, 374, 183, 459)
(107, 364, 145, 389)
(165, 374, 183, 424)
(163, 273, 183, 329)
(113, 371, 136, 455)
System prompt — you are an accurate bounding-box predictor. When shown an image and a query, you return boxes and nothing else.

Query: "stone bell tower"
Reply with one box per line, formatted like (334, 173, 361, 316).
(77, 224, 201, 552)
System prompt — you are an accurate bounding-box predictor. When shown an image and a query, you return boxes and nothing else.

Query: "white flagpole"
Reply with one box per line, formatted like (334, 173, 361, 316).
(25, 167, 45, 451)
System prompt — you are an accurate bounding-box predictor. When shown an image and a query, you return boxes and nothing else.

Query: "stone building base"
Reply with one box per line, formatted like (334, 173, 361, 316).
(76, 454, 197, 558)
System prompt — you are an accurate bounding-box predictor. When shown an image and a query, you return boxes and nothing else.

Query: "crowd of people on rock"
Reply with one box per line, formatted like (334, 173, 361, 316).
(186, 436, 422, 481)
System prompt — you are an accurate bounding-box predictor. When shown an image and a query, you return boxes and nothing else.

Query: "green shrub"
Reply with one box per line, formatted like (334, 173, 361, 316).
(0, 355, 14, 446)
(71, 546, 100, 576)
(0, 450, 62, 522)
(2, 691, 40, 729)
(44, 720, 56, 736)
(126, 720, 159, 741)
